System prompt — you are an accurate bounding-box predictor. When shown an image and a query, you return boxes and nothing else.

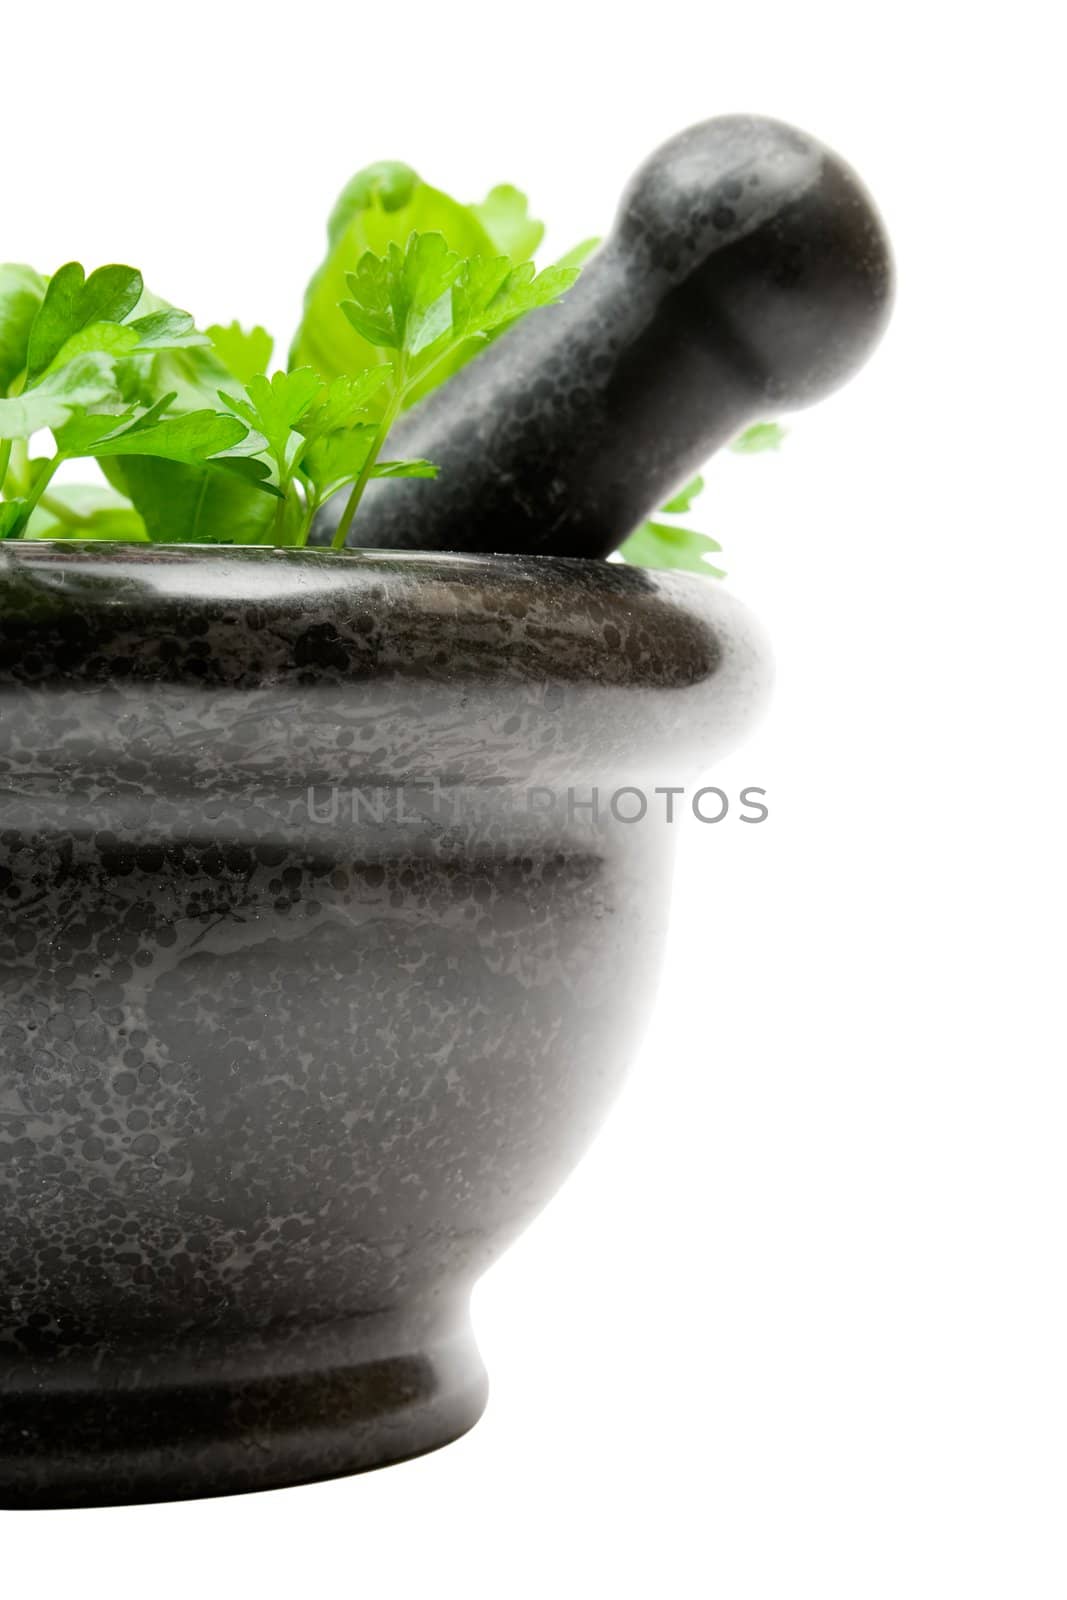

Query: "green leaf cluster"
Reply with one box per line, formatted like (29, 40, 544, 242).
(289, 161, 588, 412)
(0, 261, 245, 541)
(0, 161, 584, 552)
(618, 423, 787, 577)
(0, 159, 781, 573)
(619, 477, 727, 578)
(318, 231, 575, 548)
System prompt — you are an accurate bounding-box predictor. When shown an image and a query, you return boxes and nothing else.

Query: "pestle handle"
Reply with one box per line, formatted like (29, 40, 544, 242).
(316, 114, 893, 560)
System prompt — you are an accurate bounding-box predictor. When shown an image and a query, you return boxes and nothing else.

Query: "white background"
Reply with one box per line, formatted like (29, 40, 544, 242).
(4, 1, 1064, 1593)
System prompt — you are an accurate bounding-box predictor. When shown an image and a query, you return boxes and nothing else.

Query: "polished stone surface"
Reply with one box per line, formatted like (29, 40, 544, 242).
(0, 544, 770, 1505)
(317, 113, 893, 559)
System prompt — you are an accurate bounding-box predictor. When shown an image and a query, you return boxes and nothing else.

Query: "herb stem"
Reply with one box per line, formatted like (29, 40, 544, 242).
(294, 474, 321, 549)
(0, 439, 11, 499)
(268, 482, 292, 545)
(410, 335, 475, 395)
(18, 454, 66, 531)
(331, 371, 405, 552)
(4, 440, 31, 497)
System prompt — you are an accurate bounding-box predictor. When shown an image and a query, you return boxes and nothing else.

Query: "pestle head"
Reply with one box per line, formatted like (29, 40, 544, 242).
(318, 113, 894, 559)
(616, 114, 893, 409)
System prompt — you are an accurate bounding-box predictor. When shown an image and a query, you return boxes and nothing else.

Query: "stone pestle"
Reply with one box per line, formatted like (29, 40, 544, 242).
(315, 113, 893, 560)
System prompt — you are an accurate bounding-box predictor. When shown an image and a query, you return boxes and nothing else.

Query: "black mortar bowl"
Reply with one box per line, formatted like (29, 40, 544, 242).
(0, 543, 769, 1507)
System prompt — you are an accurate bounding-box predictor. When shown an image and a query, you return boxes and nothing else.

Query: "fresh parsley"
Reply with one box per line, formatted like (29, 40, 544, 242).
(617, 426, 785, 576)
(618, 477, 725, 579)
(0, 163, 781, 573)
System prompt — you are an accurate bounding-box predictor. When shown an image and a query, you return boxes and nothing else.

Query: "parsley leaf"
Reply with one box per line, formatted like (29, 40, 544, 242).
(660, 475, 705, 513)
(111, 288, 235, 413)
(342, 234, 464, 356)
(219, 368, 322, 478)
(620, 520, 726, 578)
(38, 309, 209, 378)
(326, 162, 421, 247)
(732, 421, 786, 453)
(81, 408, 249, 466)
(619, 478, 725, 578)
(110, 457, 279, 546)
(43, 321, 143, 370)
(300, 426, 378, 499)
(471, 185, 545, 261)
(127, 309, 210, 353)
(0, 264, 47, 393)
(451, 257, 578, 344)
(25, 262, 143, 381)
(0, 353, 119, 438)
(295, 369, 389, 441)
(206, 322, 274, 384)
(291, 161, 495, 386)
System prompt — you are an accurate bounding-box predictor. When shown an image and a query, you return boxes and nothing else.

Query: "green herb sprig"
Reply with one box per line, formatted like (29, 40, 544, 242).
(618, 424, 786, 577)
(327, 234, 576, 549)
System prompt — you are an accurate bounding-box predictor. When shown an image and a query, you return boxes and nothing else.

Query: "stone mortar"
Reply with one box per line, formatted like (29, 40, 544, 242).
(0, 542, 770, 1506)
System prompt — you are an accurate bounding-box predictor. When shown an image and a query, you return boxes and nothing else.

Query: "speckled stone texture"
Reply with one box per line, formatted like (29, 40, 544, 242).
(317, 113, 892, 559)
(0, 543, 769, 1507)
